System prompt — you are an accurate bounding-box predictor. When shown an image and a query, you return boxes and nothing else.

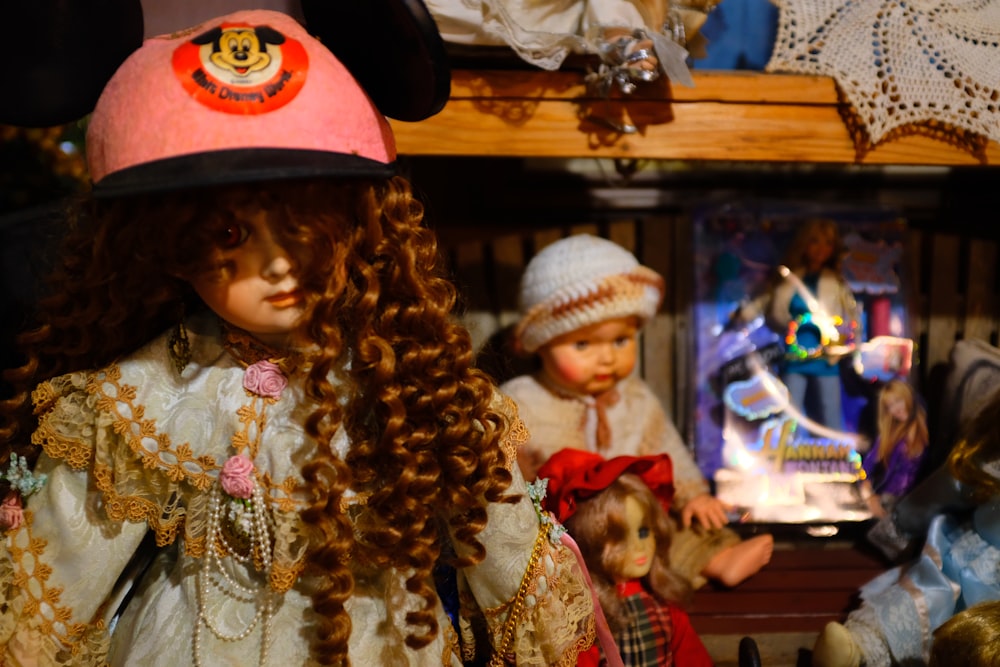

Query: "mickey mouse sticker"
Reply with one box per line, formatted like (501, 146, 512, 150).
(172, 20, 308, 114)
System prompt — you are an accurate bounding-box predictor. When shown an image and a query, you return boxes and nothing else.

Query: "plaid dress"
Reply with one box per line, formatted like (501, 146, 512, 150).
(611, 581, 714, 667)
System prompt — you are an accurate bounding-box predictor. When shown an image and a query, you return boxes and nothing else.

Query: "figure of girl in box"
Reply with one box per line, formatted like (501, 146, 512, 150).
(502, 234, 773, 589)
(858, 380, 929, 518)
(539, 448, 714, 667)
(742, 218, 859, 433)
(812, 387, 1000, 667)
(0, 7, 597, 666)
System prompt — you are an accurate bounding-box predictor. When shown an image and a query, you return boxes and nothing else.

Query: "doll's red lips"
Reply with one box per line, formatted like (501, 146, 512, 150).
(266, 290, 303, 307)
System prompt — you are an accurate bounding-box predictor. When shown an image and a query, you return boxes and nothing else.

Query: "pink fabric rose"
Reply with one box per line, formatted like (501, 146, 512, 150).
(243, 360, 287, 399)
(220, 455, 255, 499)
(0, 492, 23, 531)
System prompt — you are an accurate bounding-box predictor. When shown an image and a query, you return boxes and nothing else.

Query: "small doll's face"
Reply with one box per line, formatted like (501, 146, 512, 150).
(189, 206, 304, 346)
(804, 231, 835, 272)
(883, 393, 909, 422)
(537, 316, 639, 396)
(618, 495, 656, 581)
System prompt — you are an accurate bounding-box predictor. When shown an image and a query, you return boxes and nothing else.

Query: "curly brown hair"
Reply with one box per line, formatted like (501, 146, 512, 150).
(0, 176, 515, 665)
(563, 474, 690, 634)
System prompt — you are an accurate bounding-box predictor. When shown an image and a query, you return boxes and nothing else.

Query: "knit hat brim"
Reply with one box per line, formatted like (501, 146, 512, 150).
(515, 266, 665, 353)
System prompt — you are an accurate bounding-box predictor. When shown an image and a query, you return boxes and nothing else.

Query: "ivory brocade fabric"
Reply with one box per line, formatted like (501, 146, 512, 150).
(0, 313, 595, 666)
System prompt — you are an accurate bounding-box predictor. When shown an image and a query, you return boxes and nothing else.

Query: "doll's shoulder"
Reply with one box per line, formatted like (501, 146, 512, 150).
(498, 373, 546, 401)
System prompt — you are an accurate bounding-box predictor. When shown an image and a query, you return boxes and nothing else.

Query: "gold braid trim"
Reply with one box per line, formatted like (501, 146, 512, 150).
(4, 510, 111, 660)
(496, 394, 530, 471)
(486, 524, 548, 665)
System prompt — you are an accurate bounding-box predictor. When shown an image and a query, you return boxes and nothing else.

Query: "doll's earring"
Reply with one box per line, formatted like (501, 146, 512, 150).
(168, 319, 192, 374)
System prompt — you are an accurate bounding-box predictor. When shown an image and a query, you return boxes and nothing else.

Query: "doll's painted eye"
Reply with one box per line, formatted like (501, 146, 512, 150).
(638, 526, 651, 539)
(614, 335, 632, 347)
(573, 340, 590, 351)
(218, 223, 250, 249)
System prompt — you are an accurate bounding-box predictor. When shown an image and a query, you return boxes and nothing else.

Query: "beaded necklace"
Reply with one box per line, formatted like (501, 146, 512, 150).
(192, 324, 291, 666)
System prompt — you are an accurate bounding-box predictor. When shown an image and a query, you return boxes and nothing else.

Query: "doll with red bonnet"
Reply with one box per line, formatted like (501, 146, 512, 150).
(539, 448, 714, 667)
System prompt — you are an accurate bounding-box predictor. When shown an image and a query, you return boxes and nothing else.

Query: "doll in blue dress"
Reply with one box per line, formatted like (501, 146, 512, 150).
(813, 387, 1000, 667)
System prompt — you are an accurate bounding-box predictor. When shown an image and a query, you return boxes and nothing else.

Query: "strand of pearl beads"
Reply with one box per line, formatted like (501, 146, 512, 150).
(194, 481, 275, 666)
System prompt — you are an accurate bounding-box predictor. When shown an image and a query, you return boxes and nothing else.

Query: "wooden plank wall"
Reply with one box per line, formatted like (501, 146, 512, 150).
(444, 219, 1000, 442)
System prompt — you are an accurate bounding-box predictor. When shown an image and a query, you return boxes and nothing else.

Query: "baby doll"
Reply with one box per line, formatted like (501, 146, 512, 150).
(858, 380, 929, 518)
(0, 7, 597, 666)
(538, 447, 714, 667)
(812, 386, 1000, 667)
(740, 218, 860, 433)
(501, 234, 773, 588)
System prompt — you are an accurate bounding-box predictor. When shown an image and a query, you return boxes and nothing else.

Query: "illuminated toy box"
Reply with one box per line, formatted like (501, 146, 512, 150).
(691, 201, 912, 523)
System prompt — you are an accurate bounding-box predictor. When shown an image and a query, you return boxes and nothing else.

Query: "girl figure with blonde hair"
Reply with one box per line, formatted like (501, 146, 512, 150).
(0, 6, 597, 665)
(858, 380, 929, 518)
(539, 448, 714, 666)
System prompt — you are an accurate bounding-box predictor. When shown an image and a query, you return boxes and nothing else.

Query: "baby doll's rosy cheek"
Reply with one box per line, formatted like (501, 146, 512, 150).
(545, 350, 591, 386)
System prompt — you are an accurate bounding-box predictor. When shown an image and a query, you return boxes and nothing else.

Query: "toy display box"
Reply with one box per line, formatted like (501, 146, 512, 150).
(691, 201, 913, 523)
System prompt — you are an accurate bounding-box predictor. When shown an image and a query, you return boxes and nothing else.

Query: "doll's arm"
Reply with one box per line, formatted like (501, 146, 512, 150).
(1, 453, 149, 665)
(454, 467, 597, 665)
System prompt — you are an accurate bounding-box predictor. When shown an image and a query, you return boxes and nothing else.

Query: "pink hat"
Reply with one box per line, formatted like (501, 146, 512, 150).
(87, 9, 396, 195)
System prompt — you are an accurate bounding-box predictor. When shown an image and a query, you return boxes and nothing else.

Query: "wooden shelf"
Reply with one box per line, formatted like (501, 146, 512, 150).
(390, 70, 1000, 166)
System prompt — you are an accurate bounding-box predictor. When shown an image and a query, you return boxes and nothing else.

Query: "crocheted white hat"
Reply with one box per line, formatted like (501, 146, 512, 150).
(515, 235, 665, 353)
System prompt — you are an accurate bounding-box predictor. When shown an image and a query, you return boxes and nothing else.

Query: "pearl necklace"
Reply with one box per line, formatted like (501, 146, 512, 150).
(194, 481, 276, 666)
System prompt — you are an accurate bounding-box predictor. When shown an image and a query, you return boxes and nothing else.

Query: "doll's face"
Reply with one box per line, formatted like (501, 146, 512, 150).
(883, 393, 909, 422)
(804, 231, 835, 272)
(537, 316, 639, 396)
(617, 495, 656, 581)
(189, 206, 304, 346)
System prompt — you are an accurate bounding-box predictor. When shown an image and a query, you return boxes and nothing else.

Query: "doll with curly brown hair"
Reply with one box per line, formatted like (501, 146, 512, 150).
(539, 448, 714, 667)
(0, 6, 596, 666)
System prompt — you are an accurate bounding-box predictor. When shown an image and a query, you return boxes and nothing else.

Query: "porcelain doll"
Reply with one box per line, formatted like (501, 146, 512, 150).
(0, 7, 598, 665)
(539, 448, 714, 666)
(501, 234, 773, 589)
(858, 380, 929, 518)
(812, 387, 1000, 667)
(740, 218, 860, 433)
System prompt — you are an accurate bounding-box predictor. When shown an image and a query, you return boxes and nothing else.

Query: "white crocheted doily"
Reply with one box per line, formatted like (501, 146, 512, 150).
(766, 0, 1000, 152)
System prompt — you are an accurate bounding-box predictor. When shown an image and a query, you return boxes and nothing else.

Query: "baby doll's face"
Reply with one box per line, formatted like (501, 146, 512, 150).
(190, 206, 304, 346)
(618, 495, 656, 581)
(537, 316, 639, 396)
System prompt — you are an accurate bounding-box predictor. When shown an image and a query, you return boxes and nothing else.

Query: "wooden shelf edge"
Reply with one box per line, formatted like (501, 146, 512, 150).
(391, 70, 1000, 166)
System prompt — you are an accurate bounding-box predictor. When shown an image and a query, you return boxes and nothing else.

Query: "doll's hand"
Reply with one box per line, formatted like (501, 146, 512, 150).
(682, 493, 730, 530)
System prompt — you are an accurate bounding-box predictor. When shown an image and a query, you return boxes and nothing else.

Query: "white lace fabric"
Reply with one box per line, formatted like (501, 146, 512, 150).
(766, 0, 1000, 151)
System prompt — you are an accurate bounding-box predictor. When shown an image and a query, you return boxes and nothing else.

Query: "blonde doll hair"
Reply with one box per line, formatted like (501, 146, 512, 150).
(948, 386, 1000, 502)
(782, 218, 846, 274)
(875, 380, 928, 463)
(564, 473, 690, 634)
(929, 600, 1000, 666)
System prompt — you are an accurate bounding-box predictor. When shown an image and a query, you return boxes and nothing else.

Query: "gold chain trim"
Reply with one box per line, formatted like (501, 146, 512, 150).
(488, 524, 548, 665)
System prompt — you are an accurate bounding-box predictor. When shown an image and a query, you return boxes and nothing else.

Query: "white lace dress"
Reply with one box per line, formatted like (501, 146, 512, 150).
(0, 313, 595, 666)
